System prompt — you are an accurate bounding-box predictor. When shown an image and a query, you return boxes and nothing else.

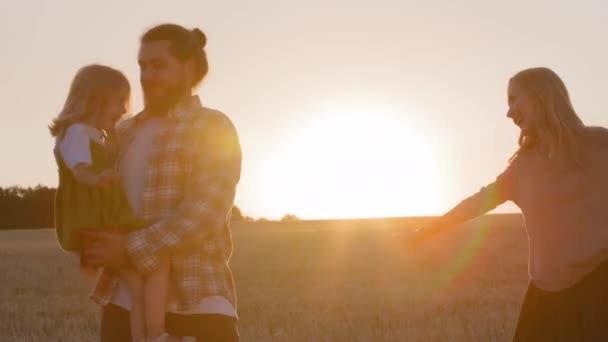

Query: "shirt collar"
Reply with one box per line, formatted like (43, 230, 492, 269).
(132, 95, 203, 125)
(167, 94, 202, 119)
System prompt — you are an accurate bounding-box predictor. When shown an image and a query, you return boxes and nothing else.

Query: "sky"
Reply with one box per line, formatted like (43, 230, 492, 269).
(1, 0, 607, 219)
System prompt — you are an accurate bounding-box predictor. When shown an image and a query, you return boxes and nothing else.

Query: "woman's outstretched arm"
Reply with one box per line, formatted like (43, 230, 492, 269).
(409, 184, 504, 243)
(404, 163, 517, 246)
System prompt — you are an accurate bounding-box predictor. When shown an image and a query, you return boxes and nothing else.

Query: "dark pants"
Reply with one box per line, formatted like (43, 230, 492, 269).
(513, 260, 608, 341)
(100, 304, 239, 342)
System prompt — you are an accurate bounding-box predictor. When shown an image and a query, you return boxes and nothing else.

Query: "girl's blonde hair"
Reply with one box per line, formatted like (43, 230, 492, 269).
(49, 64, 131, 138)
(510, 67, 588, 164)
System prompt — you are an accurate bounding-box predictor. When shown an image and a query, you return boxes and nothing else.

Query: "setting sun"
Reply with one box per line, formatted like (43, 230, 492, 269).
(260, 101, 444, 219)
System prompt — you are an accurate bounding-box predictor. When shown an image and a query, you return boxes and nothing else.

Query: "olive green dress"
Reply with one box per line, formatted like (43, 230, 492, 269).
(53, 126, 145, 251)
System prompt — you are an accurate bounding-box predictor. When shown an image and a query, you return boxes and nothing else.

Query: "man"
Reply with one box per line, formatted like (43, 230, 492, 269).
(84, 23, 242, 341)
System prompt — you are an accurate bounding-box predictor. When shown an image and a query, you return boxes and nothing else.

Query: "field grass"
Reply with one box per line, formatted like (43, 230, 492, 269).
(0, 214, 530, 341)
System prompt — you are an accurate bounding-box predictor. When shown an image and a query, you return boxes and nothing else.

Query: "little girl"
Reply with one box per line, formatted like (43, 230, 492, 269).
(50, 64, 177, 342)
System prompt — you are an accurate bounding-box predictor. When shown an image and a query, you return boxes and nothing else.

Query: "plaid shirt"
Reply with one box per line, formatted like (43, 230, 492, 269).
(90, 96, 242, 311)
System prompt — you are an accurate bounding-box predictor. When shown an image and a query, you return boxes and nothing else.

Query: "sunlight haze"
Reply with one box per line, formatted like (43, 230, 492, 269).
(1, 0, 607, 219)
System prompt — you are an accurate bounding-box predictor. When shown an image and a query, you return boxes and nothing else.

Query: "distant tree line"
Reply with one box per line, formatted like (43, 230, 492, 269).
(0, 185, 298, 230)
(0, 185, 55, 229)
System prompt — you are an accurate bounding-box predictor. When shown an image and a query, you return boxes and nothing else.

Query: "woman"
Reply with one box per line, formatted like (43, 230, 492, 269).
(406, 67, 608, 341)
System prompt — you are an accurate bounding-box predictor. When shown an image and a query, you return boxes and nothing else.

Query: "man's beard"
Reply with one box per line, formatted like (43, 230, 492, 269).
(142, 83, 189, 116)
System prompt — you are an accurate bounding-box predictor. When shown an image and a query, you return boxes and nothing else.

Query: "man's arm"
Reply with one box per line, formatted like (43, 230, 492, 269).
(126, 113, 242, 274)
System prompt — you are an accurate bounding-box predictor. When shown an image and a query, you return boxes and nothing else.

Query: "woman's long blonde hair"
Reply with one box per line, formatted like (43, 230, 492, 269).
(510, 67, 588, 164)
(49, 64, 131, 138)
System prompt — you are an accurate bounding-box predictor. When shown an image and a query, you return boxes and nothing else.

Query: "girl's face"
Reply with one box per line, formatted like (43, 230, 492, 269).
(507, 80, 540, 136)
(96, 88, 129, 131)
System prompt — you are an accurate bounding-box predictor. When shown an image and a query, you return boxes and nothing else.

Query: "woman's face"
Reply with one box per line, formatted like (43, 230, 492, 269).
(507, 80, 539, 136)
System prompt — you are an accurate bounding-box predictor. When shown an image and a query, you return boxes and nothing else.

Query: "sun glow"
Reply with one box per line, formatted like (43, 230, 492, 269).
(260, 101, 444, 219)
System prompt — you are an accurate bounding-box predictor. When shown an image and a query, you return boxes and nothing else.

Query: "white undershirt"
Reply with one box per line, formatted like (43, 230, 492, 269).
(111, 118, 236, 317)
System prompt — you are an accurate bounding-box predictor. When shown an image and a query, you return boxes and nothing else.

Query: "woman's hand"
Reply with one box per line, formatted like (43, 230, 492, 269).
(402, 220, 444, 248)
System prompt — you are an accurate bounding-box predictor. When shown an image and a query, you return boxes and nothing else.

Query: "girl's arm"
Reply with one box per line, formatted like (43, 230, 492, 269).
(72, 165, 118, 188)
(58, 124, 119, 188)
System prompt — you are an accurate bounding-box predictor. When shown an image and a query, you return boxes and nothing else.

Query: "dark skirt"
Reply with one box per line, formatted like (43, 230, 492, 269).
(513, 260, 608, 341)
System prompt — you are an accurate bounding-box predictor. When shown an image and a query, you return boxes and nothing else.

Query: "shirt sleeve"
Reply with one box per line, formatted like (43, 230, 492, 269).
(125, 112, 242, 274)
(426, 157, 521, 231)
(492, 156, 519, 203)
(57, 124, 94, 170)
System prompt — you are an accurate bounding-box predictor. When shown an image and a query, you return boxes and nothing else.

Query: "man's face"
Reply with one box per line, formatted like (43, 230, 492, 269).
(138, 40, 189, 111)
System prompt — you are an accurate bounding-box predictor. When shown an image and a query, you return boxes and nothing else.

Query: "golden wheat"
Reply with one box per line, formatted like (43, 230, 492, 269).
(1, 215, 528, 341)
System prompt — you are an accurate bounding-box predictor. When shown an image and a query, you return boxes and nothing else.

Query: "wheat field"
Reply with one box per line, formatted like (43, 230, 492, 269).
(0, 215, 529, 341)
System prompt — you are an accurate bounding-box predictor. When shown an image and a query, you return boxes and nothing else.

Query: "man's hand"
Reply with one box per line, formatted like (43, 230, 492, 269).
(82, 231, 130, 270)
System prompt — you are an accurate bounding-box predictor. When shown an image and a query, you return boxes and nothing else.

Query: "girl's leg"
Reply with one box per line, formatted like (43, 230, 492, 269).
(117, 270, 145, 342)
(144, 260, 177, 341)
